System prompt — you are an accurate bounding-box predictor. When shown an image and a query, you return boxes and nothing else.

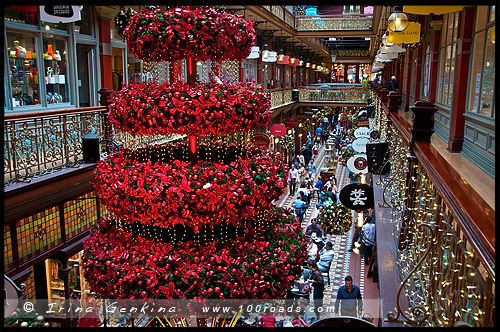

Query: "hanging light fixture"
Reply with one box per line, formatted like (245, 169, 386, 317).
(387, 6, 409, 32)
(277, 49, 285, 62)
(262, 44, 269, 59)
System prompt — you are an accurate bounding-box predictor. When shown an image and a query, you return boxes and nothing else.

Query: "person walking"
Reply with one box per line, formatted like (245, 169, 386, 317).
(360, 216, 376, 265)
(334, 275, 363, 317)
(306, 261, 325, 319)
(288, 165, 299, 196)
(387, 75, 399, 91)
(303, 144, 313, 169)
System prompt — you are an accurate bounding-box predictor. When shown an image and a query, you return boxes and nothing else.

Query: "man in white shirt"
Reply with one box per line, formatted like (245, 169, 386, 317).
(317, 242, 335, 272)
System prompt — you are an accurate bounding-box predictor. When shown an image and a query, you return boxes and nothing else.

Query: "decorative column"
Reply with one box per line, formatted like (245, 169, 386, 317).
(412, 21, 425, 102)
(447, 8, 475, 153)
(404, 49, 413, 111)
(96, 7, 115, 90)
(428, 16, 443, 104)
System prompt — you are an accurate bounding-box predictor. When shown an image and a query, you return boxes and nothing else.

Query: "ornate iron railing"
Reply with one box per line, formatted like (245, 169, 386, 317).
(298, 87, 370, 103)
(295, 14, 373, 31)
(372, 90, 495, 327)
(4, 108, 184, 186)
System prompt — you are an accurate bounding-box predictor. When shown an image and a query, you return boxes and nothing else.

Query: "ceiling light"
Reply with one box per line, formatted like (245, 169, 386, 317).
(388, 6, 409, 32)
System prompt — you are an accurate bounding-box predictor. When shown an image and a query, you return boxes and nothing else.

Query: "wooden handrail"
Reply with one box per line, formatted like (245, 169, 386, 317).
(4, 106, 108, 121)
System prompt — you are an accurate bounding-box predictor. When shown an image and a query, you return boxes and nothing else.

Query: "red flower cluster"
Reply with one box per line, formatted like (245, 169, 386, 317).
(109, 81, 271, 137)
(125, 7, 255, 62)
(82, 208, 308, 299)
(93, 142, 287, 232)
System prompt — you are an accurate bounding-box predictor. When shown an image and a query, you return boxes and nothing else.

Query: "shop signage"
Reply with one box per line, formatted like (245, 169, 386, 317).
(4, 276, 21, 317)
(354, 125, 370, 138)
(403, 6, 464, 15)
(252, 133, 271, 147)
(347, 154, 368, 174)
(284, 117, 299, 128)
(357, 119, 369, 127)
(40, 5, 83, 23)
(270, 124, 287, 137)
(352, 137, 370, 153)
(339, 183, 374, 211)
(386, 22, 421, 44)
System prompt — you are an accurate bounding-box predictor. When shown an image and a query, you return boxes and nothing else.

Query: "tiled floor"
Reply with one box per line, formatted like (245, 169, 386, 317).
(275, 142, 381, 325)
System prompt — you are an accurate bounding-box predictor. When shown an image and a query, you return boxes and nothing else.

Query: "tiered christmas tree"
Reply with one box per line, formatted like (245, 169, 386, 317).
(82, 6, 307, 301)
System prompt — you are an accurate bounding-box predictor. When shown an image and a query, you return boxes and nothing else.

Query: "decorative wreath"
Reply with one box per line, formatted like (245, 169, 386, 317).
(278, 134, 294, 150)
(82, 208, 308, 299)
(319, 203, 353, 236)
(93, 142, 288, 232)
(124, 7, 255, 62)
(339, 146, 356, 167)
(114, 8, 137, 39)
(109, 80, 271, 137)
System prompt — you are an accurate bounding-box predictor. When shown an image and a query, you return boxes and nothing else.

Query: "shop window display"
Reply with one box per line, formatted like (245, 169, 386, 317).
(42, 37, 69, 105)
(7, 33, 40, 108)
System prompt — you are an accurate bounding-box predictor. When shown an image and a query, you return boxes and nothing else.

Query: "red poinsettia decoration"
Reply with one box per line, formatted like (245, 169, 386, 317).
(82, 207, 309, 299)
(125, 7, 255, 62)
(93, 141, 287, 232)
(109, 81, 271, 137)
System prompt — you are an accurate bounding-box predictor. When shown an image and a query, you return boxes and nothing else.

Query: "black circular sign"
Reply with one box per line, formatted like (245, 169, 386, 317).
(370, 130, 380, 140)
(339, 183, 374, 211)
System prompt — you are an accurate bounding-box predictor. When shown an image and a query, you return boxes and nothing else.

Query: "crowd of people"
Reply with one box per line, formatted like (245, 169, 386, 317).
(282, 113, 382, 325)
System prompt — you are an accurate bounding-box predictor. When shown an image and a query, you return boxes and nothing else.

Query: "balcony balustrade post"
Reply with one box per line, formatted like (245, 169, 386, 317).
(380, 87, 390, 106)
(409, 100, 439, 143)
(387, 91, 401, 113)
(98, 88, 114, 154)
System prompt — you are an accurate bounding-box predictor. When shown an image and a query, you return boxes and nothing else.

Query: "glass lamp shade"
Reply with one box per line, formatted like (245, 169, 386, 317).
(387, 11, 409, 32)
(262, 51, 277, 62)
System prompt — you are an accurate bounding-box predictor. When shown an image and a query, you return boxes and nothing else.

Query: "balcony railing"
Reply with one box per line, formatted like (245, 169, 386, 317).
(372, 90, 495, 327)
(298, 86, 370, 103)
(4, 107, 183, 187)
(295, 14, 373, 31)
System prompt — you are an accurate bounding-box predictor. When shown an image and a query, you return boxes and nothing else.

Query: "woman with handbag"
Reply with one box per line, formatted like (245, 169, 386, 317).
(307, 261, 325, 319)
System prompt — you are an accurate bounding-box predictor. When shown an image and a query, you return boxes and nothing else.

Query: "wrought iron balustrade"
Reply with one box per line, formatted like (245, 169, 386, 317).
(295, 14, 373, 31)
(372, 91, 495, 327)
(4, 108, 184, 187)
(298, 87, 370, 103)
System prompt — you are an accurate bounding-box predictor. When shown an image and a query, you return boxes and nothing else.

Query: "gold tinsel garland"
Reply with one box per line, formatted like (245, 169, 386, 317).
(278, 134, 295, 150)
(319, 203, 352, 236)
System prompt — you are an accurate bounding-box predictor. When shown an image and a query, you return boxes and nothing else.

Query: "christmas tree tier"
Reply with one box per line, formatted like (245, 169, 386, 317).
(82, 208, 308, 299)
(93, 141, 288, 232)
(319, 203, 353, 236)
(125, 7, 255, 62)
(109, 81, 271, 137)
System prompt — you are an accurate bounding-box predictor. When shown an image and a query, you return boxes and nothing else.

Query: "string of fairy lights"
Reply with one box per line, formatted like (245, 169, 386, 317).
(373, 91, 494, 327)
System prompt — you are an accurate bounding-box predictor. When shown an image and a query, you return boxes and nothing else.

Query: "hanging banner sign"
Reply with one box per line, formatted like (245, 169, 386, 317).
(339, 183, 374, 211)
(284, 117, 299, 128)
(354, 127, 371, 138)
(347, 154, 369, 174)
(403, 6, 464, 15)
(386, 22, 421, 44)
(270, 124, 287, 137)
(352, 137, 370, 153)
(357, 119, 370, 128)
(252, 133, 271, 147)
(40, 5, 83, 23)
